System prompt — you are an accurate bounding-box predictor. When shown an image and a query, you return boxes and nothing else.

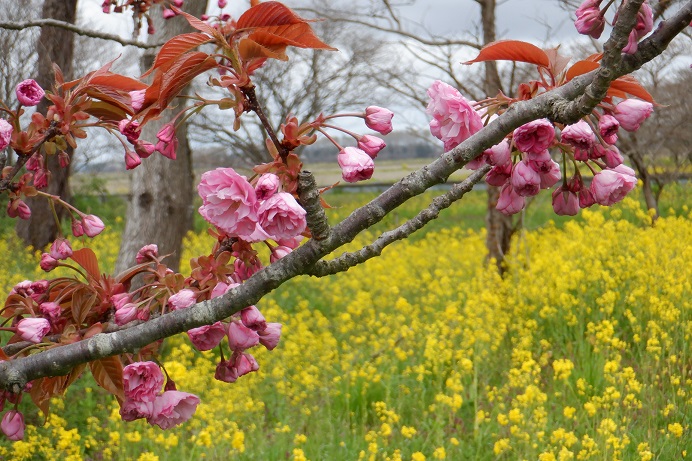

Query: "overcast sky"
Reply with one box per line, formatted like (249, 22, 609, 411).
(79, 0, 575, 42)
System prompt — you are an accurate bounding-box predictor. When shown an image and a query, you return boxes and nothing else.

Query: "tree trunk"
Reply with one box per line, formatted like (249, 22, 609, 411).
(479, 0, 514, 271)
(115, 2, 207, 273)
(15, 0, 78, 249)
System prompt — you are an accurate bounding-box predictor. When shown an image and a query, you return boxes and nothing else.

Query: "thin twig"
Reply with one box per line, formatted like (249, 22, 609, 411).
(0, 19, 162, 49)
(307, 166, 490, 277)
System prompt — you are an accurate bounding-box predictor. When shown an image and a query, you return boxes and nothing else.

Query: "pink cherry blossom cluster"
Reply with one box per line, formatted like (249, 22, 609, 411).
(574, 0, 653, 54)
(198, 168, 306, 246)
(120, 361, 200, 429)
(116, 118, 182, 169)
(304, 106, 393, 183)
(426, 80, 652, 216)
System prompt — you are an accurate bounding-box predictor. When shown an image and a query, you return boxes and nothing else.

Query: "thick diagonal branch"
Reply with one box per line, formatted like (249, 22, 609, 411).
(307, 165, 491, 277)
(1, 2, 690, 392)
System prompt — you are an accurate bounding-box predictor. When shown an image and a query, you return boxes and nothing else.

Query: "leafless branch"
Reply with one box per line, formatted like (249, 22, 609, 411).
(0, 19, 162, 49)
(306, 165, 491, 277)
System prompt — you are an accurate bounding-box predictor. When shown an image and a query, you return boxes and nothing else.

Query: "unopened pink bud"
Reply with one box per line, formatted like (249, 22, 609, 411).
(136, 244, 159, 264)
(58, 152, 70, 168)
(364, 106, 394, 135)
(496, 183, 525, 215)
(162, 8, 176, 19)
(552, 186, 579, 216)
(15, 79, 45, 106)
(598, 115, 619, 144)
(1, 410, 24, 441)
(125, 150, 142, 170)
(16, 317, 50, 343)
(72, 219, 84, 237)
(255, 173, 280, 200)
(49, 238, 72, 260)
(259, 322, 282, 350)
(574, 0, 605, 39)
(82, 214, 105, 237)
(227, 321, 260, 351)
(129, 90, 146, 112)
(168, 289, 197, 310)
(0, 119, 13, 150)
(613, 99, 653, 131)
(240, 306, 266, 331)
(357, 135, 386, 158)
(337, 147, 374, 183)
(40, 253, 59, 271)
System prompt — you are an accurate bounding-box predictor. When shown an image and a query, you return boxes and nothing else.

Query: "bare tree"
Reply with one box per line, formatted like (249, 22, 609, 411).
(189, 20, 392, 169)
(619, 61, 692, 217)
(115, 1, 210, 274)
(304, 0, 527, 270)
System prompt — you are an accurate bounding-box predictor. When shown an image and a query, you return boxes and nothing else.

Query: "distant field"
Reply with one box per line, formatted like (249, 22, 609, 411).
(71, 158, 472, 196)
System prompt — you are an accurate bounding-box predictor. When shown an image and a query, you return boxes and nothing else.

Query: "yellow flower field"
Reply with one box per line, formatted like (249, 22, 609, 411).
(0, 190, 690, 460)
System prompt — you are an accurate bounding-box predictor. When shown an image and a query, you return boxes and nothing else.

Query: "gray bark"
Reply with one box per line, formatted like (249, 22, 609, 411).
(479, 0, 514, 271)
(15, 0, 78, 249)
(115, 2, 208, 273)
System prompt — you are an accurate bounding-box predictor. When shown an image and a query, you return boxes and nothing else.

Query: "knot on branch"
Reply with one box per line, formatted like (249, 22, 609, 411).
(298, 171, 331, 241)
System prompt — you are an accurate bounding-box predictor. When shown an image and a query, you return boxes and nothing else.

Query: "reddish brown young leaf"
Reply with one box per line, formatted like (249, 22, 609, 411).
(142, 33, 214, 78)
(89, 356, 125, 402)
(565, 60, 600, 81)
(83, 322, 104, 339)
(236, 1, 335, 52)
(239, 38, 288, 61)
(171, 6, 219, 37)
(70, 286, 98, 326)
(30, 378, 52, 417)
(609, 75, 655, 103)
(464, 40, 551, 69)
(70, 248, 101, 281)
(89, 73, 148, 91)
(250, 23, 336, 50)
(84, 101, 130, 124)
(140, 52, 217, 124)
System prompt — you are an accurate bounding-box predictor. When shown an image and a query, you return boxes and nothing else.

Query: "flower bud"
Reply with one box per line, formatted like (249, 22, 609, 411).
(552, 186, 579, 216)
(337, 147, 374, 183)
(613, 99, 653, 132)
(40, 253, 59, 271)
(82, 214, 105, 237)
(357, 135, 386, 158)
(496, 183, 525, 215)
(364, 106, 394, 135)
(0, 119, 13, 150)
(16, 317, 51, 343)
(1, 410, 24, 441)
(15, 79, 45, 106)
(49, 238, 73, 260)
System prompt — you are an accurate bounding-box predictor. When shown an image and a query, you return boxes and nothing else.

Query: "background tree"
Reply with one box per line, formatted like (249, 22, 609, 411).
(14, 0, 78, 249)
(115, 1, 210, 274)
(189, 20, 389, 169)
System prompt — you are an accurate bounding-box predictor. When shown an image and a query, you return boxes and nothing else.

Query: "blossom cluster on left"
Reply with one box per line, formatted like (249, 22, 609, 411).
(0, 1, 398, 441)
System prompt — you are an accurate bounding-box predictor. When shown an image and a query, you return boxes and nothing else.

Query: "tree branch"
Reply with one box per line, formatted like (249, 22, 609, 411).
(1, 1, 691, 392)
(0, 19, 162, 49)
(306, 165, 491, 277)
(297, 171, 331, 241)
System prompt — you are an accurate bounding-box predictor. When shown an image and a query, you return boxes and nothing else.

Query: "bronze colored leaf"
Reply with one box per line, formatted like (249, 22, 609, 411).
(89, 356, 125, 402)
(464, 40, 551, 69)
(70, 248, 101, 281)
(609, 75, 655, 103)
(142, 32, 213, 77)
